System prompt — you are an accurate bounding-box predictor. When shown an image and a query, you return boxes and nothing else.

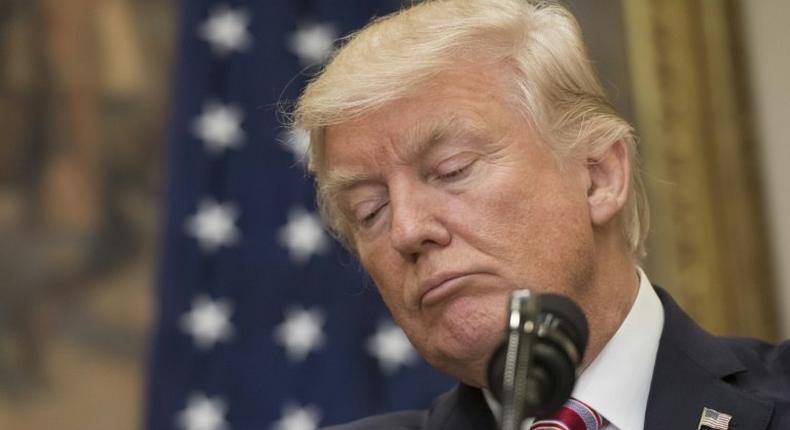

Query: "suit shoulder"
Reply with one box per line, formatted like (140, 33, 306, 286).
(721, 336, 790, 408)
(321, 410, 425, 430)
(723, 336, 790, 375)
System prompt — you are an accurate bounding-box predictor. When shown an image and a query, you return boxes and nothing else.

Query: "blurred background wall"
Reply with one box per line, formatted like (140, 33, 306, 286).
(0, 0, 787, 429)
(0, 0, 175, 428)
(739, 0, 790, 337)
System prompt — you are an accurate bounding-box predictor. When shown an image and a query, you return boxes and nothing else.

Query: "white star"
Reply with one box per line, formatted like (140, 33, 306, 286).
(276, 207, 329, 264)
(180, 295, 234, 350)
(287, 22, 338, 66)
(271, 403, 321, 430)
(176, 393, 229, 430)
(198, 4, 252, 56)
(366, 320, 419, 374)
(274, 306, 326, 362)
(185, 199, 240, 253)
(192, 102, 245, 154)
(279, 127, 310, 166)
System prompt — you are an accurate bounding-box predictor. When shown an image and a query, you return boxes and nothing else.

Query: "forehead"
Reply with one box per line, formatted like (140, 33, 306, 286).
(321, 66, 516, 176)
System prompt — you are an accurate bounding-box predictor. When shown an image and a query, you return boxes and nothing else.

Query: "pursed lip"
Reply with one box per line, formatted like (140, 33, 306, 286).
(419, 271, 474, 308)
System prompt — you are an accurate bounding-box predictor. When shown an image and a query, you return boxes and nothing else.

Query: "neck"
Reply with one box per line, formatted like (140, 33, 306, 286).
(578, 232, 640, 370)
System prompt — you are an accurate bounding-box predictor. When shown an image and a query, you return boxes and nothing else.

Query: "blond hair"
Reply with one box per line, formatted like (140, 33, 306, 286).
(294, 0, 649, 257)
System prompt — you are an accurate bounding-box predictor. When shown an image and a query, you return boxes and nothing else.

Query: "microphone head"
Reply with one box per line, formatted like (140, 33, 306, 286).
(538, 293, 589, 362)
(486, 292, 589, 418)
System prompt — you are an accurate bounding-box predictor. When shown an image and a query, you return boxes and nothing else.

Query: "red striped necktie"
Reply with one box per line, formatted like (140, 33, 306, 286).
(529, 398, 606, 430)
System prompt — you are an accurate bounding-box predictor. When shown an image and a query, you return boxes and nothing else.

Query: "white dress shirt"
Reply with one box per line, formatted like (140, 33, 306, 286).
(484, 268, 664, 430)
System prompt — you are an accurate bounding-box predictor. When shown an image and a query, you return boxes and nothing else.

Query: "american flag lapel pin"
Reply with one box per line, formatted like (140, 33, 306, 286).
(698, 407, 732, 430)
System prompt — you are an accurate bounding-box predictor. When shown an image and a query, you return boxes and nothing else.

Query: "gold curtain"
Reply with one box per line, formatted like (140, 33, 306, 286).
(621, 0, 778, 340)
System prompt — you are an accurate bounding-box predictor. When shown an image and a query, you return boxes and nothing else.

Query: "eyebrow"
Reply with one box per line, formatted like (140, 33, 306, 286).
(321, 115, 484, 198)
(320, 169, 378, 202)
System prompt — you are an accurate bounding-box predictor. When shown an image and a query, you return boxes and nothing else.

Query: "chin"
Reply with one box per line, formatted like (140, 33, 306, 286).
(420, 295, 505, 386)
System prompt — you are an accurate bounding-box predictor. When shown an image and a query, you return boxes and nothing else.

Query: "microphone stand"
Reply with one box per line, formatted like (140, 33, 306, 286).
(500, 289, 540, 430)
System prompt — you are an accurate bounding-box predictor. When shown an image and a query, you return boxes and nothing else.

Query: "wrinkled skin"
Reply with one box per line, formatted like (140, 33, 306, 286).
(322, 65, 638, 388)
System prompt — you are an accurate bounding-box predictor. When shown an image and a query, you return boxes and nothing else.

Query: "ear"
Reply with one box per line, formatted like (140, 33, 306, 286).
(586, 140, 630, 227)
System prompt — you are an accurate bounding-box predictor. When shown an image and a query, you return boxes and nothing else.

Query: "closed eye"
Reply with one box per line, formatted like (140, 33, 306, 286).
(359, 203, 387, 228)
(438, 166, 468, 180)
(436, 160, 475, 182)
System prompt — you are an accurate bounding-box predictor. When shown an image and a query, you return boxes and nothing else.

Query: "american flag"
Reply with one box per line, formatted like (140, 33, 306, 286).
(698, 407, 732, 430)
(146, 1, 453, 429)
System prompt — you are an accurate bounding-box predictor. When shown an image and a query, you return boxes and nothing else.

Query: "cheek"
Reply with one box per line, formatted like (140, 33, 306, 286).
(358, 243, 411, 310)
(512, 192, 594, 294)
(459, 167, 593, 281)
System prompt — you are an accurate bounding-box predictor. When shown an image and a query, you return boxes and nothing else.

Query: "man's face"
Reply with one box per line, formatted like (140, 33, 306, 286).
(322, 67, 597, 387)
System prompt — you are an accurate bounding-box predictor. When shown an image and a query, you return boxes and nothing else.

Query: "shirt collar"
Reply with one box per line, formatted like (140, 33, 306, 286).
(483, 268, 664, 430)
(571, 267, 664, 430)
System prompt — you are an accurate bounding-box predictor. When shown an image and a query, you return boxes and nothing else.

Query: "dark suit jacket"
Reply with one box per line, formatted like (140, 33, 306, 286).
(324, 288, 790, 429)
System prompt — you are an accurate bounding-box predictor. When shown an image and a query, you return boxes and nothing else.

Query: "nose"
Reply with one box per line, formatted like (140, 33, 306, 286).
(388, 181, 451, 260)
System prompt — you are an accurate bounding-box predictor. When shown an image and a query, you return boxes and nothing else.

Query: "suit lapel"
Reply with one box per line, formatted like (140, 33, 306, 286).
(423, 384, 497, 430)
(645, 288, 773, 430)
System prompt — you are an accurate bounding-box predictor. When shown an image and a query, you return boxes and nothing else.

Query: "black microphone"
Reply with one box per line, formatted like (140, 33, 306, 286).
(486, 289, 589, 430)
